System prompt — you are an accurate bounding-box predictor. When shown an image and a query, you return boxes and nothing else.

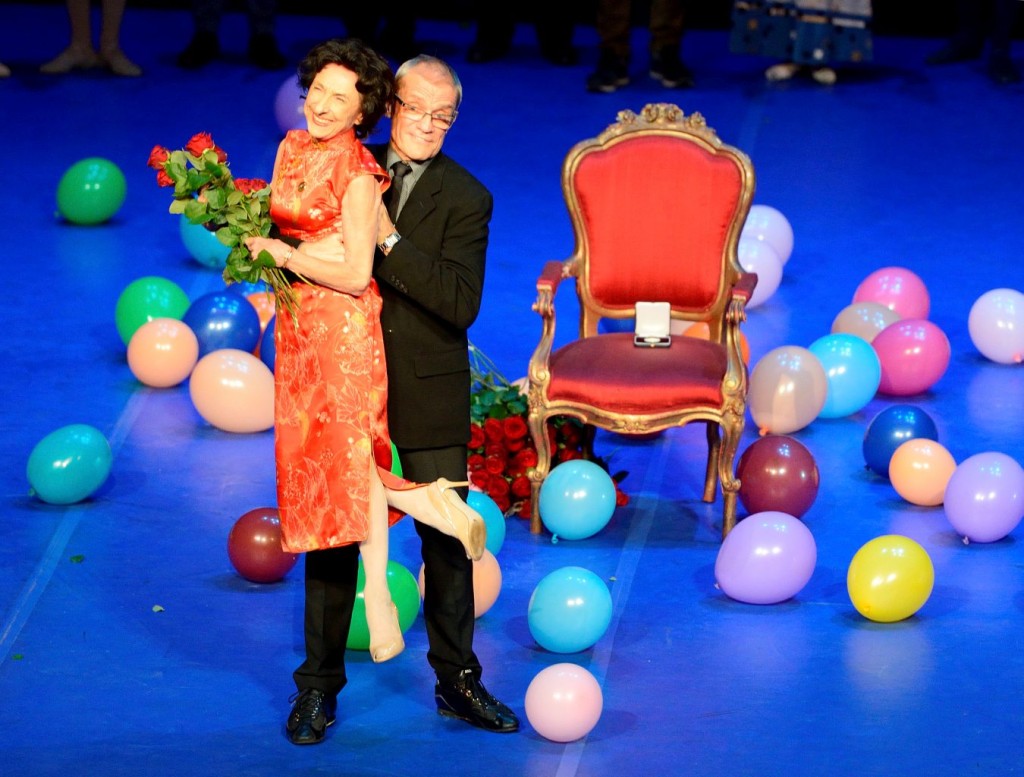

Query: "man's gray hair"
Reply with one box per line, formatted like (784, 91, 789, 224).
(395, 55, 463, 108)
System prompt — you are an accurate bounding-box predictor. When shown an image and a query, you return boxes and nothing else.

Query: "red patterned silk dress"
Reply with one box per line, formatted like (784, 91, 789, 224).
(270, 128, 403, 553)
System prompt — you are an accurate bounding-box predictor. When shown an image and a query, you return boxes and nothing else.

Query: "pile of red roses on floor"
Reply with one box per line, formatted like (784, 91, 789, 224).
(467, 345, 628, 518)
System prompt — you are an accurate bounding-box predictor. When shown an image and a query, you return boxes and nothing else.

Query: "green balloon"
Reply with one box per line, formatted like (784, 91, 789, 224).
(27, 424, 113, 505)
(115, 276, 190, 345)
(56, 157, 127, 225)
(390, 441, 403, 478)
(347, 560, 422, 651)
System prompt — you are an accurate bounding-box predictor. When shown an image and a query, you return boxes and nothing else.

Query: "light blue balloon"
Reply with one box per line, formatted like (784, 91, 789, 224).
(538, 459, 617, 540)
(528, 566, 613, 653)
(27, 424, 113, 505)
(179, 215, 229, 268)
(468, 490, 505, 555)
(809, 332, 881, 419)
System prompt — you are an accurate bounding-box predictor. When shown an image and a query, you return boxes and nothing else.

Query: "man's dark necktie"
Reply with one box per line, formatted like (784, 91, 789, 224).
(387, 161, 412, 222)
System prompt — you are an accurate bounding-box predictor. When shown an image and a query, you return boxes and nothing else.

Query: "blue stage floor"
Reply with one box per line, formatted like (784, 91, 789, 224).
(2, 4, 1023, 776)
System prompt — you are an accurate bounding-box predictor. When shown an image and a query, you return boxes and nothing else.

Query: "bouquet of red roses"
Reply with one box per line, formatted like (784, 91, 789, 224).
(147, 132, 298, 315)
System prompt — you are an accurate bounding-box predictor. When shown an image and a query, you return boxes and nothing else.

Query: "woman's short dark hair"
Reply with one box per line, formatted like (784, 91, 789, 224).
(297, 38, 395, 138)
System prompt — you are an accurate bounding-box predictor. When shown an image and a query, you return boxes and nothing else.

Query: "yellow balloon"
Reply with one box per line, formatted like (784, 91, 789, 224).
(847, 535, 934, 622)
(888, 438, 957, 506)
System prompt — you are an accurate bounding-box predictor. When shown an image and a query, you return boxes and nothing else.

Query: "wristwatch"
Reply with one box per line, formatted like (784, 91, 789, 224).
(378, 231, 401, 255)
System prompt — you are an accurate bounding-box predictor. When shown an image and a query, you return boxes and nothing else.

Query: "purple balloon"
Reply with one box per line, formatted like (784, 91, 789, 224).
(943, 452, 1024, 543)
(714, 511, 817, 604)
(274, 76, 305, 135)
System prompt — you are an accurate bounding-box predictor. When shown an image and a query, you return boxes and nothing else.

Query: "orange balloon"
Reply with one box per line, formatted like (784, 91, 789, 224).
(682, 321, 751, 363)
(188, 348, 275, 433)
(246, 291, 276, 334)
(419, 549, 502, 618)
(888, 439, 957, 506)
(127, 317, 199, 388)
(831, 301, 900, 344)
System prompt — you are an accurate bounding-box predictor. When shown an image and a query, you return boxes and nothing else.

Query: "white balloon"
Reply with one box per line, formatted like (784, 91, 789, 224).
(738, 238, 783, 309)
(741, 204, 794, 265)
(968, 288, 1024, 364)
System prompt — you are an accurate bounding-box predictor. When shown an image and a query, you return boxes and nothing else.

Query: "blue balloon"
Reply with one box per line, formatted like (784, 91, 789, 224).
(598, 316, 634, 334)
(863, 404, 939, 478)
(259, 315, 276, 372)
(178, 215, 229, 268)
(27, 424, 113, 504)
(809, 333, 881, 419)
(227, 279, 270, 297)
(182, 290, 261, 358)
(539, 459, 617, 540)
(468, 490, 505, 555)
(528, 566, 613, 653)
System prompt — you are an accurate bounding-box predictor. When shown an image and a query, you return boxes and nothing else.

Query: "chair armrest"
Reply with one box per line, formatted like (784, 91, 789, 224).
(731, 271, 758, 304)
(528, 260, 573, 390)
(534, 260, 568, 317)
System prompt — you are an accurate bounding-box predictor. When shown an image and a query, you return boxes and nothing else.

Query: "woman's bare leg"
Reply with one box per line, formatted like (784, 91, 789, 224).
(360, 463, 403, 663)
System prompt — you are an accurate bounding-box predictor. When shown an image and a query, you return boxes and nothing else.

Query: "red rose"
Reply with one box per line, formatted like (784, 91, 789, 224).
(483, 418, 505, 443)
(214, 146, 228, 163)
(470, 470, 490, 490)
(510, 475, 531, 498)
(494, 494, 511, 513)
(516, 499, 532, 519)
(615, 487, 630, 507)
(467, 453, 485, 472)
(235, 177, 268, 195)
(156, 170, 174, 187)
(487, 474, 510, 497)
(147, 145, 169, 170)
(505, 436, 526, 453)
(484, 443, 506, 460)
(185, 132, 216, 157)
(558, 423, 583, 448)
(503, 415, 528, 440)
(514, 448, 539, 470)
(556, 448, 583, 463)
(484, 455, 506, 475)
(468, 423, 485, 449)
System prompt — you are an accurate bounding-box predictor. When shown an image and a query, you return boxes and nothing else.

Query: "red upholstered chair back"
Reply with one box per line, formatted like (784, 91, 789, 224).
(563, 113, 750, 336)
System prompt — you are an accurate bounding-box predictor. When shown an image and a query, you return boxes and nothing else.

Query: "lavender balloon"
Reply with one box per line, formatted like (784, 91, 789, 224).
(943, 452, 1024, 543)
(714, 511, 817, 604)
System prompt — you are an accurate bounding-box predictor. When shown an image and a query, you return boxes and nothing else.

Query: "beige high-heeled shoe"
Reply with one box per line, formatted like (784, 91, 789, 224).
(424, 479, 487, 561)
(367, 599, 404, 663)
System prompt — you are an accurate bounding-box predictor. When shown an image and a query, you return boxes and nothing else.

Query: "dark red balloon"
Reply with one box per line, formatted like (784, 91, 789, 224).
(227, 507, 298, 583)
(737, 435, 819, 518)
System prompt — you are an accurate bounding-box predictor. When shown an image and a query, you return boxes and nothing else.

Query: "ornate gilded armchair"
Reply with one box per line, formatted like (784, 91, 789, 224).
(526, 103, 757, 538)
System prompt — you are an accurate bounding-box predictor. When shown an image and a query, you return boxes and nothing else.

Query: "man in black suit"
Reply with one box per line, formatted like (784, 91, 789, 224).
(285, 54, 519, 745)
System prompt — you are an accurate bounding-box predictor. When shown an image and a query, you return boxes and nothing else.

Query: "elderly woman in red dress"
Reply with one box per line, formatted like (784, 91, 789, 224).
(245, 39, 485, 673)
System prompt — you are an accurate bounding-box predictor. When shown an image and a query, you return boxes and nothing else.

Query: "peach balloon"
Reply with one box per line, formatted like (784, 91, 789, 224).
(853, 266, 930, 320)
(127, 317, 200, 388)
(188, 348, 275, 433)
(682, 321, 751, 363)
(246, 291, 276, 335)
(831, 301, 901, 343)
(748, 346, 828, 435)
(889, 439, 957, 506)
(418, 548, 502, 618)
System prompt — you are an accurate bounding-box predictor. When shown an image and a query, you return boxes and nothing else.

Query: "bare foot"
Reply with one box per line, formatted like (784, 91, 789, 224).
(41, 44, 100, 74)
(765, 62, 800, 81)
(812, 67, 837, 85)
(0, 62, 9, 78)
(101, 48, 142, 77)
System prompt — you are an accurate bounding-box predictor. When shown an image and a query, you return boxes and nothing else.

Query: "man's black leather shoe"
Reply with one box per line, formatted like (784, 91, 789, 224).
(435, 670, 519, 733)
(286, 688, 336, 745)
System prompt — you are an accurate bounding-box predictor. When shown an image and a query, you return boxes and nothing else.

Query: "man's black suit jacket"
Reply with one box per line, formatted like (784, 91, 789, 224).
(368, 144, 492, 452)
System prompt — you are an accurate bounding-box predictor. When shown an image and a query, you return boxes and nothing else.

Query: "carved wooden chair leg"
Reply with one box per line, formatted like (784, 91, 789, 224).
(528, 411, 553, 534)
(702, 421, 721, 503)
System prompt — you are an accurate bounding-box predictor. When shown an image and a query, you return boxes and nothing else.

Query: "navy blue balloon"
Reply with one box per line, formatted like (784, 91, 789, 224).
(259, 316, 276, 372)
(862, 404, 939, 478)
(182, 290, 261, 358)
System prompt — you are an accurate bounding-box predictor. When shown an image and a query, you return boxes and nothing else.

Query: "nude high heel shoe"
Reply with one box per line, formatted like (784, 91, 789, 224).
(423, 479, 487, 561)
(366, 599, 404, 663)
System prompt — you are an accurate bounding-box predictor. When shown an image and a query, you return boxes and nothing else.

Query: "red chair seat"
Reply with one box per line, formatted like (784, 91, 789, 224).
(547, 333, 727, 413)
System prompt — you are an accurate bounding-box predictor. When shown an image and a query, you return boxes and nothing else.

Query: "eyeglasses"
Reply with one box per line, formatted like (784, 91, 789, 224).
(395, 96, 457, 130)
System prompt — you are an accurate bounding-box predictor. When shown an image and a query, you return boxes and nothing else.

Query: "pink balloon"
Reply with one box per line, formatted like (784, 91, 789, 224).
(968, 288, 1024, 364)
(525, 663, 603, 742)
(274, 76, 305, 135)
(188, 348, 275, 432)
(748, 346, 828, 435)
(831, 301, 901, 343)
(737, 238, 783, 308)
(715, 511, 817, 604)
(872, 319, 951, 396)
(127, 317, 199, 388)
(853, 266, 930, 319)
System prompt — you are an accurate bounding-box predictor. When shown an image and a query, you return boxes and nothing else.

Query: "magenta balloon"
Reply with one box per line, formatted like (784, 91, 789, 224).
(872, 319, 951, 396)
(714, 511, 817, 604)
(943, 452, 1024, 543)
(853, 266, 930, 320)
